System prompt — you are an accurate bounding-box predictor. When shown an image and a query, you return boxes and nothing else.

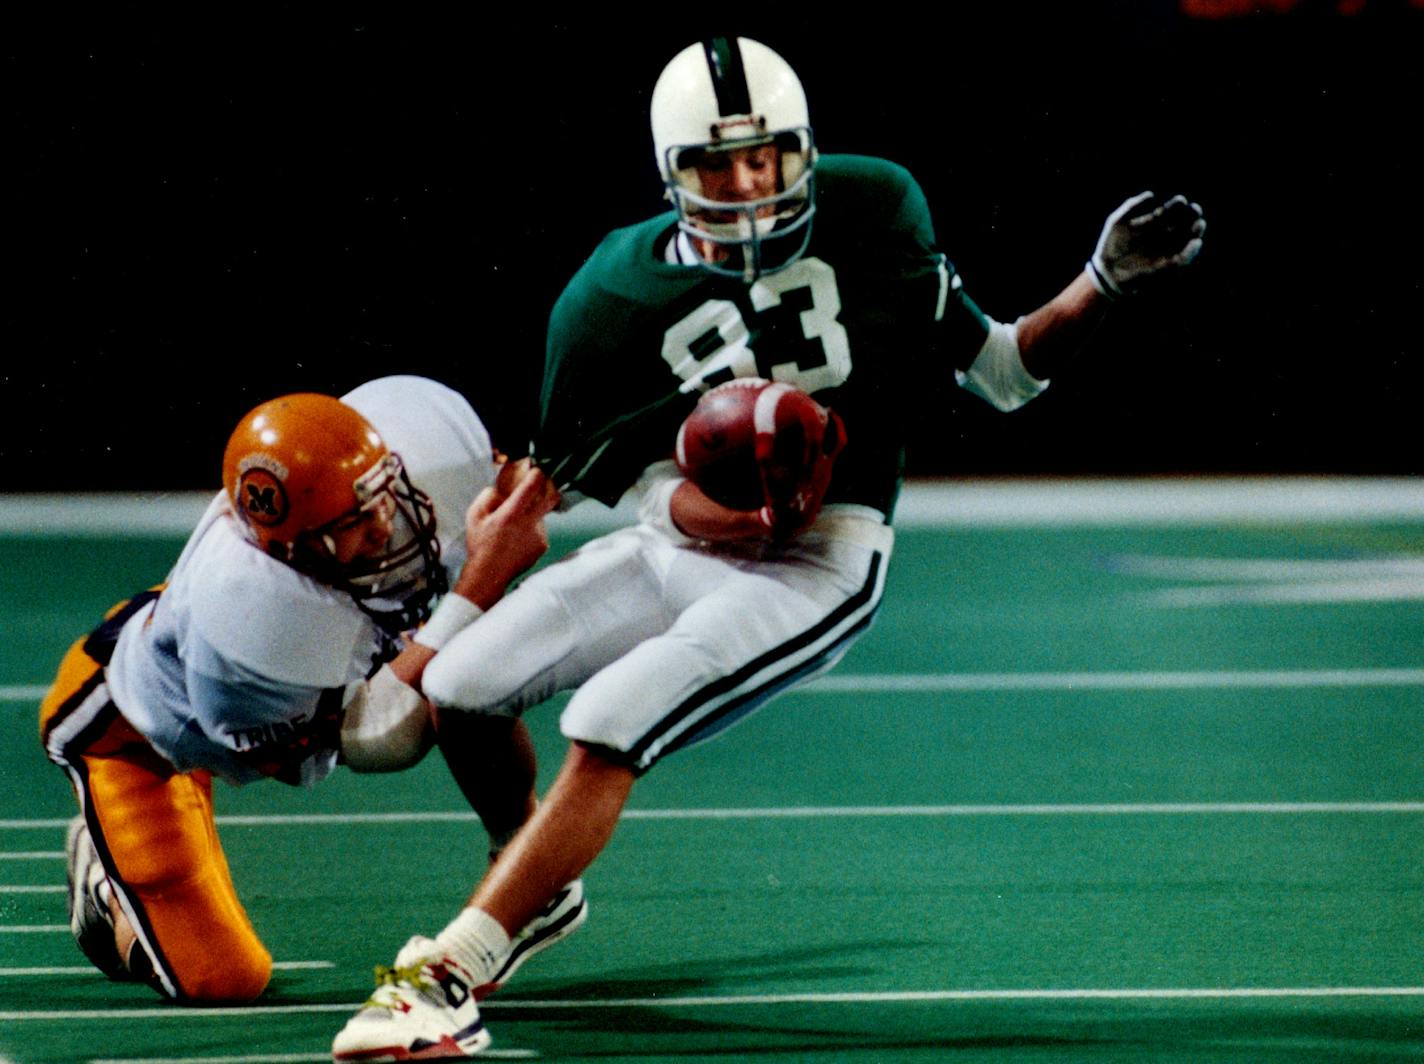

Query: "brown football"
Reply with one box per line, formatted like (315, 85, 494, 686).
(674, 378, 772, 510)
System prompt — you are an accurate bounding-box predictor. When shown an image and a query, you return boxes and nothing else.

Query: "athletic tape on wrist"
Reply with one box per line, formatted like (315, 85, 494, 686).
(413, 593, 483, 650)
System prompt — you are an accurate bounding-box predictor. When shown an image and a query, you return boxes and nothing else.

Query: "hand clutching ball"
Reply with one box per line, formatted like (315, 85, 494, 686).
(675, 378, 846, 538)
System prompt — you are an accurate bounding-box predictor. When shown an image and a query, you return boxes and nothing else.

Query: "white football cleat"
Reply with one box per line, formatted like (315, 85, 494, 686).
(477, 878, 587, 998)
(332, 936, 490, 1062)
(65, 816, 128, 980)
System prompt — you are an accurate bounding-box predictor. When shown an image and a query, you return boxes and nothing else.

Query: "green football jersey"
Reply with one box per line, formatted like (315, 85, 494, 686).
(535, 154, 991, 517)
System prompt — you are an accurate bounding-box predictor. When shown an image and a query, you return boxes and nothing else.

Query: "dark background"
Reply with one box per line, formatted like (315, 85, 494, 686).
(6, 4, 1421, 491)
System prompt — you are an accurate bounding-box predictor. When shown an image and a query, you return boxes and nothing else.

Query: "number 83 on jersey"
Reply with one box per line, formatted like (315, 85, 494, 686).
(661, 258, 852, 395)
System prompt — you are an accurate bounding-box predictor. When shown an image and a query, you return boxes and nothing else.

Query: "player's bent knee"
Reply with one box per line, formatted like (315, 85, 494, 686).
(422, 653, 502, 716)
(175, 947, 272, 1004)
(177, 957, 269, 1008)
(422, 584, 575, 715)
(422, 649, 550, 718)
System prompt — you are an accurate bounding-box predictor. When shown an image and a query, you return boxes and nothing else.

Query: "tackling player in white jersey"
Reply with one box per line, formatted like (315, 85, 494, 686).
(40, 375, 575, 1003)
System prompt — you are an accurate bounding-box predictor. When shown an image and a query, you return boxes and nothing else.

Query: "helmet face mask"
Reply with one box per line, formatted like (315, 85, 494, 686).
(663, 130, 817, 281)
(223, 395, 445, 635)
(652, 38, 817, 282)
(291, 453, 445, 629)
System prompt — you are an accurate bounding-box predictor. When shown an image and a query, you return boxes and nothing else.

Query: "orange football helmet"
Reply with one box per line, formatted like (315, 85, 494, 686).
(221, 393, 444, 631)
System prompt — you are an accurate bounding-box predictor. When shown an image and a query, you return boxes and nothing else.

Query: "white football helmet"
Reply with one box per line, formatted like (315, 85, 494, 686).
(651, 37, 816, 281)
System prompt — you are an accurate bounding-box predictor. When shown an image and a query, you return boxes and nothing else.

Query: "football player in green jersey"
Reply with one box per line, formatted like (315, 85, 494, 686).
(334, 36, 1205, 1060)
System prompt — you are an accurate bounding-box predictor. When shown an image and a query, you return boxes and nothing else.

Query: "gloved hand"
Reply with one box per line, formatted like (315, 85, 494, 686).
(1088, 191, 1206, 298)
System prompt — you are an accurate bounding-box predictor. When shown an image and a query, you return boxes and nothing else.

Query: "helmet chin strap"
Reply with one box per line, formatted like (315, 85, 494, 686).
(353, 564, 449, 637)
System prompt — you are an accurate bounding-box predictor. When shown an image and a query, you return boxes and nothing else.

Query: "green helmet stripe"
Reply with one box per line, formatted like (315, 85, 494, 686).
(702, 37, 752, 117)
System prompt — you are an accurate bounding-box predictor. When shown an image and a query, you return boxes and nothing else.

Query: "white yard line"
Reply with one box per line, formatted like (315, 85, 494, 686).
(88, 1053, 538, 1064)
(6, 800, 1424, 833)
(0, 852, 62, 860)
(10, 667, 1424, 707)
(0, 967, 115, 977)
(490, 986, 1424, 1007)
(804, 668, 1424, 692)
(9, 478, 1424, 536)
(0, 961, 333, 977)
(0, 884, 65, 893)
(91, 1058, 344, 1064)
(621, 801, 1424, 818)
(1, 686, 47, 701)
(0, 925, 66, 933)
(2, 962, 333, 975)
(3, 985, 1424, 1023)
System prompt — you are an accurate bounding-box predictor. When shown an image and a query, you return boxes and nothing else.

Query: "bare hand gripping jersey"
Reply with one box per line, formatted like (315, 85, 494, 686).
(534, 156, 994, 515)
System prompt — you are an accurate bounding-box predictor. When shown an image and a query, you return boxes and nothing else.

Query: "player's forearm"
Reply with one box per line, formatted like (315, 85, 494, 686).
(388, 643, 438, 688)
(450, 570, 514, 613)
(1015, 272, 1110, 381)
(669, 481, 771, 542)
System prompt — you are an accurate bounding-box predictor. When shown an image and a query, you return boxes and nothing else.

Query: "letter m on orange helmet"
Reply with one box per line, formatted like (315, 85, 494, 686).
(220, 392, 446, 632)
(222, 393, 388, 557)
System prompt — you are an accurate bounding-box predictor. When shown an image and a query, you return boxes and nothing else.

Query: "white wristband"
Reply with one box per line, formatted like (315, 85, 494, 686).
(413, 593, 483, 650)
(955, 317, 1048, 413)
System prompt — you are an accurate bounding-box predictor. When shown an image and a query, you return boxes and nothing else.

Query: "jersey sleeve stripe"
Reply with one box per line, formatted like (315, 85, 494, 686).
(934, 254, 957, 322)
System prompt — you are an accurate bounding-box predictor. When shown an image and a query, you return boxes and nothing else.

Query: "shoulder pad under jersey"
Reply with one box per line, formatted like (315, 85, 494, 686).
(342, 375, 496, 579)
(185, 515, 374, 689)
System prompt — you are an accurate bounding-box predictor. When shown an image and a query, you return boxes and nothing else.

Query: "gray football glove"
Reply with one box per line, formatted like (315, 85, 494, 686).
(1088, 191, 1206, 298)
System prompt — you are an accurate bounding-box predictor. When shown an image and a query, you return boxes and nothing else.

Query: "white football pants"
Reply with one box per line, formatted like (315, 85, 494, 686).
(422, 511, 892, 773)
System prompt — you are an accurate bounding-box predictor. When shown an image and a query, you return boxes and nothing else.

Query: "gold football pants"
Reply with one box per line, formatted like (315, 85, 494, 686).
(38, 591, 272, 1003)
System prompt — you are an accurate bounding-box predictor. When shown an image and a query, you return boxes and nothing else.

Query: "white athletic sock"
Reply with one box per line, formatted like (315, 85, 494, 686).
(435, 906, 511, 983)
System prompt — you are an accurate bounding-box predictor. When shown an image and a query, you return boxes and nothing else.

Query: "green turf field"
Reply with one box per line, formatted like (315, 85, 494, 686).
(3, 482, 1424, 1063)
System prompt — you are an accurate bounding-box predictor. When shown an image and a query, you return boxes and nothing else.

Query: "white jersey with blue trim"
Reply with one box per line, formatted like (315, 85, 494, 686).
(105, 376, 494, 786)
